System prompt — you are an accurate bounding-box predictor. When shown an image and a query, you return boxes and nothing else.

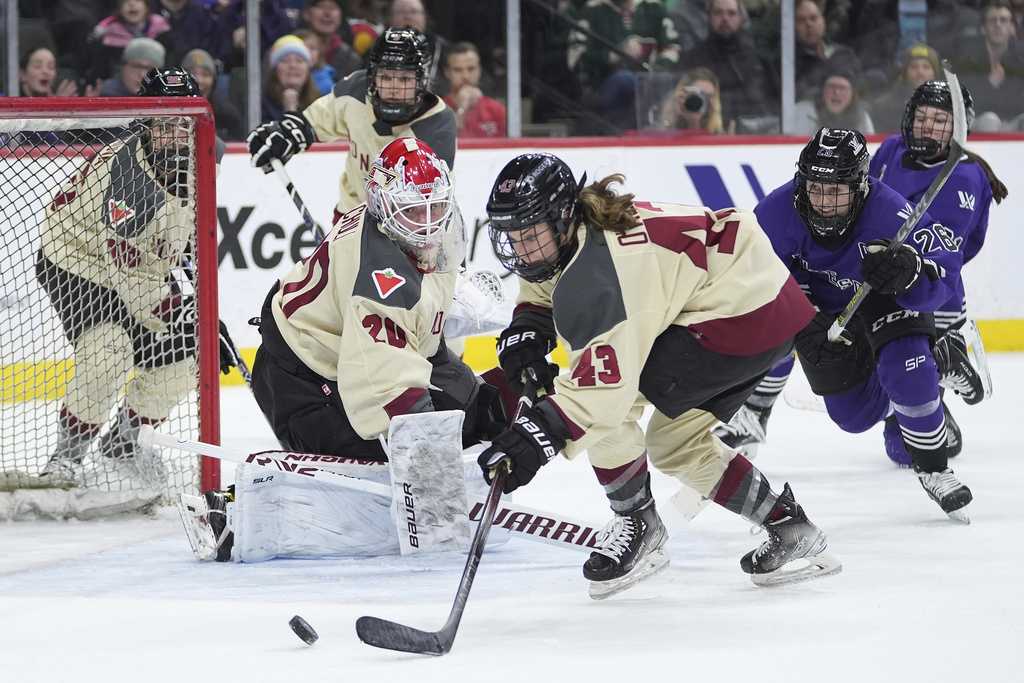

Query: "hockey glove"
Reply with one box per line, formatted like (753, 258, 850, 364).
(218, 320, 240, 375)
(247, 112, 315, 172)
(795, 311, 859, 366)
(463, 382, 508, 447)
(497, 326, 558, 395)
(477, 404, 566, 494)
(861, 240, 922, 296)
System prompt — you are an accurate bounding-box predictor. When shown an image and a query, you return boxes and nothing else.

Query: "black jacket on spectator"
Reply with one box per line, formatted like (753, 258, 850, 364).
(795, 43, 860, 102)
(153, 1, 230, 67)
(682, 31, 778, 124)
(955, 36, 1024, 124)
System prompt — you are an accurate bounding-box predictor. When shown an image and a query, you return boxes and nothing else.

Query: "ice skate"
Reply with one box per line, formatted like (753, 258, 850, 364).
(584, 500, 669, 600)
(98, 408, 168, 492)
(38, 414, 96, 485)
(934, 328, 985, 405)
(177, 487, 235, 561)
(740, 483, 841, 586)
(915, 467, 972, 523)
(943, 401, 962, 458)
(712, 403, 772, 459)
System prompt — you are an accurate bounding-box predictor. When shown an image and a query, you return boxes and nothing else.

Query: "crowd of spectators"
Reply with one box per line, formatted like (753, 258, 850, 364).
(6, 0, 1024, 139)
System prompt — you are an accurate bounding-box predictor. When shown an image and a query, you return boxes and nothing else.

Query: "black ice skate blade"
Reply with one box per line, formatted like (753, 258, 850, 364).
(588, 551, 670, 600)
(750, 553, 842, 587)
(356, 616, 448, 656)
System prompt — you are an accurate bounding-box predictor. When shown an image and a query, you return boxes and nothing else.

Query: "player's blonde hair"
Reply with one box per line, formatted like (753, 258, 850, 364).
(577, 174, 641, 234)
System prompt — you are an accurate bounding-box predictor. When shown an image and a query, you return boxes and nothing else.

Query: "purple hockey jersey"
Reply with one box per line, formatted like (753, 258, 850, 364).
(754, 176, 962, 316)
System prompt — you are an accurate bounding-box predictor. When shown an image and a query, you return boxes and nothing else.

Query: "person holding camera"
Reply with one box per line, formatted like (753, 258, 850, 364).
(658, 67, 728, 133)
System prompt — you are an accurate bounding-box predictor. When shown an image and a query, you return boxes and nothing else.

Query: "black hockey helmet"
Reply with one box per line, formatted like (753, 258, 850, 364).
(138, 67, 201, 97)
(486, 153, 583, 283)
(367, 27, 431, 124)
(901, 79, 974, 160)
(793, 127, 870, 249)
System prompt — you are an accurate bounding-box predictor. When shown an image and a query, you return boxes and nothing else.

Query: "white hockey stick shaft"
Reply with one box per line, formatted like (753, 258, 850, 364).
(270, 158, 326, 243)
(827, 64, 967, 342)
(140, 427, 600, 553)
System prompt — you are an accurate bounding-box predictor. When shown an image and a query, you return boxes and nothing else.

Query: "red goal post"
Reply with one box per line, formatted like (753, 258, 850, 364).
(0, 97, 221, 505)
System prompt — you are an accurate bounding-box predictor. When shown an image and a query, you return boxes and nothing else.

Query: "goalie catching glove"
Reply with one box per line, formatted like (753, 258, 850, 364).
(497, 326, 559, 395)
(247, 112, 316, 172)
(477, 403, 566, 493)
(860, 239, 923, 296)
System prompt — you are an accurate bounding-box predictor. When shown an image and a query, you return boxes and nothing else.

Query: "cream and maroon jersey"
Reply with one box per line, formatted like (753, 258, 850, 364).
(515, 201, 813, 459)
(302, 70, 457, 213)
(269, 203, 458, 440)
(39, 137, 196, 332)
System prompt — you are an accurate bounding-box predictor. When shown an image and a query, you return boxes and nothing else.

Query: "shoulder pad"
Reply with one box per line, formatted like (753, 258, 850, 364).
(351, 214, 423, 309)
(551, 228, 626, 349)
(333, 70, 369, 102)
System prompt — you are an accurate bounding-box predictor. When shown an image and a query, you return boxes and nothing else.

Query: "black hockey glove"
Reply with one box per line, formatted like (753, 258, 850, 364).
(247, 112, 315, 172)
(794, 311, 859, 367)
(477, 404, 566, 494)
(218, 320, 240, 375)
(497, 326, 558, 395)
(463, 382, 508, 447)
(861, 240, 922, 296)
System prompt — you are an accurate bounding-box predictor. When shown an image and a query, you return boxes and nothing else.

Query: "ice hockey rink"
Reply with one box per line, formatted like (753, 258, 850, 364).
(3, 356, 1022, 683)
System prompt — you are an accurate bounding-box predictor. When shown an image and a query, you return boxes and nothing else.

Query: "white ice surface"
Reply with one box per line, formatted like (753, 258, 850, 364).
(3, 356, 1023, 682)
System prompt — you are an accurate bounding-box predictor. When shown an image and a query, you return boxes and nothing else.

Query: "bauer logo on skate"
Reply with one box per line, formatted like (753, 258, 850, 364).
(371, 268, 406, 299)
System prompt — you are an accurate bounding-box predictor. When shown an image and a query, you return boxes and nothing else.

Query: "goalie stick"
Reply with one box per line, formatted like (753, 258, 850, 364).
(355, 382, 538, 656)
(270, 158, 327, 243)
(139, 425, 603, 554)
(828, 63, 968, 342)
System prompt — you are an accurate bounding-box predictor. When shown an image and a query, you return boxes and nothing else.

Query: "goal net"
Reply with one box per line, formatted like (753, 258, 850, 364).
(0, 98, 220, 519)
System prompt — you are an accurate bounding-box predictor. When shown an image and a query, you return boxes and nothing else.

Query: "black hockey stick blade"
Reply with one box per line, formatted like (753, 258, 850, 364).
(355, 616, 450, 656)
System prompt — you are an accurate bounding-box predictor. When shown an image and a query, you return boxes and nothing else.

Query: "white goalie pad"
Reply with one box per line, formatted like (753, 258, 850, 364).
(177, 493, 220, 561)
(387, 410, 471, 555)
(444, 269, 511, 338)
(958, 318, 993, 401)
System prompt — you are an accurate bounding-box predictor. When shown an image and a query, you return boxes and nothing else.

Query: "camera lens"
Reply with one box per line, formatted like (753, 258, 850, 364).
(683, 92, 707, 114)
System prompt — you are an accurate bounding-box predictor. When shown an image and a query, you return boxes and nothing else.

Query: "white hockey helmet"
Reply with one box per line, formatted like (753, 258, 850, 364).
(365, 137, 461, 273)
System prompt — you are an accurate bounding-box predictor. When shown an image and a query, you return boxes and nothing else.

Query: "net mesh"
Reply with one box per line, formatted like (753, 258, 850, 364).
(0, 112, 209, 500)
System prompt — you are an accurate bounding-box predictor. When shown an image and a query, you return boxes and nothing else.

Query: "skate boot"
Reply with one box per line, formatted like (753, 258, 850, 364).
(177, 486, 235, 561)
(740, 483, 841, 586)
(712, 403, 772, 458)
(583, 500, 669, 600)
(98, 407, 168, 491)
(934, 329, 984, 405)
(915, 466, 972, 523)
(942, 401, 962, 458)
(883, 415, 913, 467)
(39, 410, 99, 484)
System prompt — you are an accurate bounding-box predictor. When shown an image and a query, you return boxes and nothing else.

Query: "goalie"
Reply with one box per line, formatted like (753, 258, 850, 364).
(36, 67, 223, 490)
(183, 138, 505, 562)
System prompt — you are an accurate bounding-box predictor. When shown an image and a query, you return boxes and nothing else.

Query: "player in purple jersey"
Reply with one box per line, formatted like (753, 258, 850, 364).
(870, 81, 1007, 464)
(717, 127, 972, 520)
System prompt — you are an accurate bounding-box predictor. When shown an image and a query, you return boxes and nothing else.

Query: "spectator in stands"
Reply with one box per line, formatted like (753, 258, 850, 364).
(183, 48, 245, 140)
(792, 64, 874, 134)
(99, 37, 166, 97)
(658, 66, 727, 134)
(217, 0, 296, 71)
(153, 0, 228, 67)
(793, 0, 859, 101)
(300, 0, 362, 80)
(19, 47, 88, 97)
(443, 42, 507, 138)
(294, 28, 335, 95)
(87, 0, 171, 83)
(682, 0, 778, 130)
(570, 0, 633, 94)
(871, 43, 941, 133)
(956, 0, 1024, 128)
(347, 2, 384, 56)
(262, 35, 320, 123)
(388, 0, 445, 89)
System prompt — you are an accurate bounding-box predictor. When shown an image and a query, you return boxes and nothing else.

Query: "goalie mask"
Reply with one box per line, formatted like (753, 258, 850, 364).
(366, 137, 461, 273)
(137, 67, 200, 196)
(901, 80, 974, 161)
(367, 28, 432, 124)
(486, 153, 583, 283)
(794, 127, 870, 250)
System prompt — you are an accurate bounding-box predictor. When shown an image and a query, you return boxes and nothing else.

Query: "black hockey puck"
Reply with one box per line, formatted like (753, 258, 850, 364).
(289, 615, 319, 645)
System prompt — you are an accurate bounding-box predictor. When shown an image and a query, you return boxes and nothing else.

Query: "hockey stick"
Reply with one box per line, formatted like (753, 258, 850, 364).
(827, 64, 967, 342)
(139, 425, 600, 554)
(270, 158, 327, 243)
(355, 382, 538, 656)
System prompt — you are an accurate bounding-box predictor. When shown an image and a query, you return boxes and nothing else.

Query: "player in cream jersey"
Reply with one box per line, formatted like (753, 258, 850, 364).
(479, 153, 841, 597)
(247, 28, 456, 220)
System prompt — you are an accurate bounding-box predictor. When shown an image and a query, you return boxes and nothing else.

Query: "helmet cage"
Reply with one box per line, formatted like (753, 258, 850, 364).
(367, 29, 430, 124)
(793, 128, 870, 248)
(901, 80, 975, 160)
